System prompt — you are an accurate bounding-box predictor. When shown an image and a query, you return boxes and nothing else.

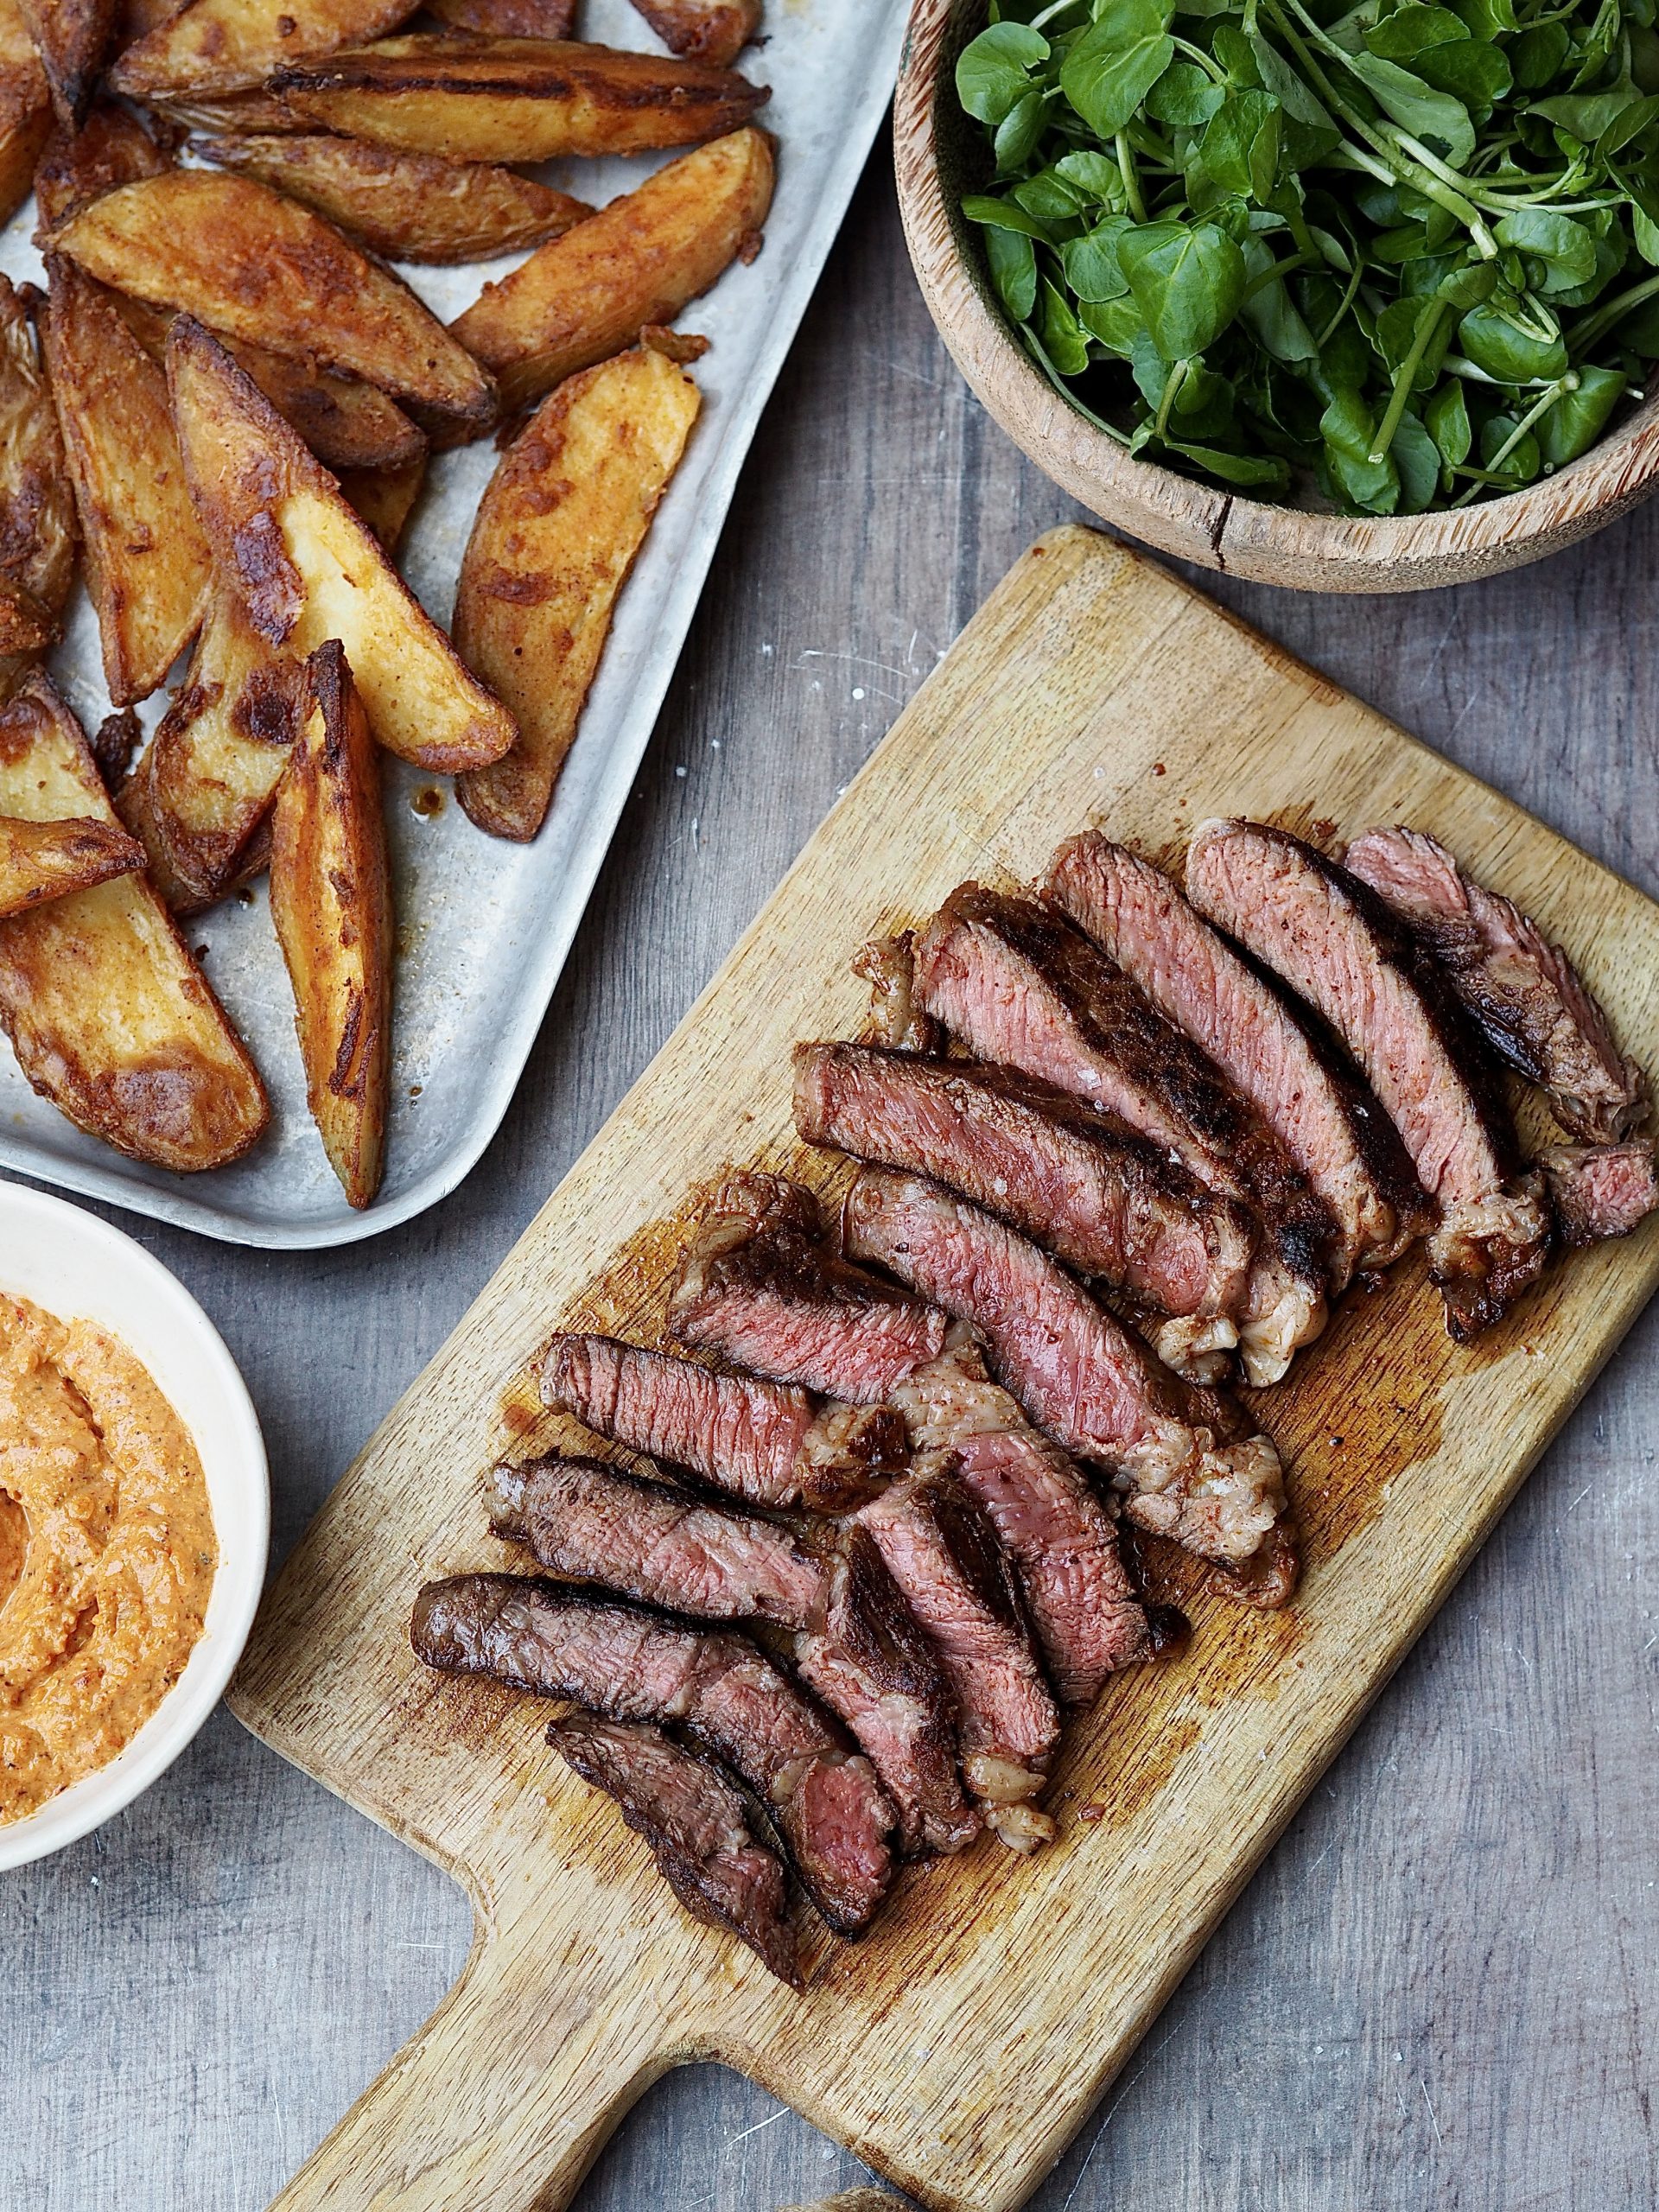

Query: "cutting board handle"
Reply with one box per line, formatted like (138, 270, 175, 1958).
(267, 1912, 691, 2211)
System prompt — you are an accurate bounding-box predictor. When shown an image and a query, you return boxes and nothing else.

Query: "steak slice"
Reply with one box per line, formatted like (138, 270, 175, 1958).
(1343, 826, 1649, 1143)
(411, 1574, 895, 1935)
(1045, 833, 1430, 1289)
(888, 1332, 1155, 1701)
(549, 1715, 802, 1986)
(793, 1039, 1256, 1327)
(1538, 1141, 1659, 1246)
(853, 929, 942, 1052)
(912, 885, 1330, 1384)
(1186, 820, 1551, 1341)
(538, 1333, 906, 1512)
(670, 1170, 948, 1403)
(843, 1169, 1294, 1604)
(857, 1453, 1060, 1853)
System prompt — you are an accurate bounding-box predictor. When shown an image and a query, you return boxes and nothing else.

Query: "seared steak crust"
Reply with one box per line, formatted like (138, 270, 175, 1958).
(853, 929, 942, 1052)
(1046, 834, 1429, 1288)
(1186, 820, 1550, 1341)
(1344, 826, 1649, 1144)
(912, 885, 1329, 1383)
(793, 1039, 1256, 1325)
(410, 1573, 895, 1934)
(549, 1715, 802, 1986)
(843, 1169, 1294, 1600)
(1539, 1141, 1659, 1247)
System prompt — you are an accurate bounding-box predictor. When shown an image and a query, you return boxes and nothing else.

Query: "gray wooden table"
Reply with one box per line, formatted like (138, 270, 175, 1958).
(3, 138, 1656, 2212)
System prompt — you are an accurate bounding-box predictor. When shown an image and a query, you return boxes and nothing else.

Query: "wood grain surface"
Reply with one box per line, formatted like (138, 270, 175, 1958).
(225, 524, 1659, 2212)
(3, 149, 1656, 2212)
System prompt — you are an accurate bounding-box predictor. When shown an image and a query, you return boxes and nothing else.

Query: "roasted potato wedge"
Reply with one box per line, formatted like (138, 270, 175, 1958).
(17, 0, 114, 125)
(451, 125, 772, 415)
(0, 274, 77, 684)
(429, 0, 574, 32)
(271, 639, 391, 1210)
(113, 0, 417, 98)
(33, 95, 167, 229)
(629, 0, 760, 68)
(194, 132, 592, 266)
(0, 578, 53, 653)
(42, 256, 209, 705)
(0, 671, 268, 1169)
(270, 34, 771, 162)
(49, 171, 496, 423)
(114, 0, 181, 48)
(339, 451, 425, 550)
(0, 0, 51, 226)
(149, 85, 307, 130)
(0, 808, 142, 917)
(455, 333, 701, 842)
(118, 588, 302, 913)
(168, 318, 515, 774)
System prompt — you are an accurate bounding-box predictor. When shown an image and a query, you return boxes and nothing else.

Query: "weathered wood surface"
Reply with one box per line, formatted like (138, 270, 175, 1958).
(2, 150, 1656, 2212)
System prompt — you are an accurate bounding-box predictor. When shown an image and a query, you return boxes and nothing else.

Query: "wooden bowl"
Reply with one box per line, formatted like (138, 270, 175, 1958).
(895, 0, 1659, 592)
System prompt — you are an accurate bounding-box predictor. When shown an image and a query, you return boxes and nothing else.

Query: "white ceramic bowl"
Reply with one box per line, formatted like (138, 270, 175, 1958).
(0, 1182, 269, 1870)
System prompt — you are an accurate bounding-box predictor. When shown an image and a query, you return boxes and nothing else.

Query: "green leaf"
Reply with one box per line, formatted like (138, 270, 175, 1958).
(1342, 48, 1476, 164)
(1531, 84, 1646, 143)
(1457, 302, 1569, 381)
(1053, 150, 1124, 199)
(1364, 6, 1465, 61)
(1478, 411, 1541, 486)
(1145, 58, 1226, 124)
(1447, 0, 1516, 39)
(985, 226, 1039, 321)
(1117, 218, 1249, 359)
(1510, 22, 1569, 89)
(1077, 290, 1147, 352)
(1161, 437, 1292, 486)
(1062, 215, 1136, 299)
(1391, 409, 1441, 511)
(1241, 239, 1320, 361)
(963, 194, 1054, 242)
(1414, 37, 1510, 118)
(1536, 365, 1626, 465)
(1320, 390, 1401, 511)
(995, 84, 1051, 172)
(957, 21, 1052, 126)
(1013, 166, 1095, 221)
(1636, 205, 1659, 268)
(1493, 208, 1599, 296)
(1427, 377, 1471, 465)
(1247, 29, 1337, 126)
(1595, 92, 1659, 159)
(1061, 0, 1177, 137)
(1198, 88, 1284, 200)
(1039, 276, 1092, 375)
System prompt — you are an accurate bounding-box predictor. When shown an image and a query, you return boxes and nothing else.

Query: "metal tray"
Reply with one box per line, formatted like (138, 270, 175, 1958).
(0, 0, 907, 1249)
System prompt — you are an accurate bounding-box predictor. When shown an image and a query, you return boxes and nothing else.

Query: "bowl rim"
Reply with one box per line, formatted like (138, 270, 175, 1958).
(896, 0, 1659, 588)
(0, 1181, 270, 1872)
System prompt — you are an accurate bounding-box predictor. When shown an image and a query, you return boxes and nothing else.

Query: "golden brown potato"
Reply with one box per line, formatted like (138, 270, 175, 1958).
(112, 0, 416, 97)
(118, 588, 302, 913)
(339, 451, 425, 550)
(271, 639, 391, 1210)
(42, 256, 209, 706)
(0, 579, 53, 652)
(168, 317, 516, 774)
(429, 0, 573, 31)
(456, 332, 702, 842)
(0, 275, 77, 687)
(451, 125, 772, 415)
(148, 85, 306, 130)
(33, 96, 167, 230)
(628, 0, 760, 68)
(0, 0, 51, 226)
(0, 808, 143, 917)
(194, 132, 592, 266)
(48, 171, 496, 424)
(114, 0, 181, 48)
(0, 671, 268, 1169)
(17, 0, 114, 125)
(270, 34, 770, 162)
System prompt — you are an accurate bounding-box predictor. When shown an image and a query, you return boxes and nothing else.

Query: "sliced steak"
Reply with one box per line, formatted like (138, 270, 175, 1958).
(793, 1039, 1255, 1327)
(857, 1453, 1060, 1852)
(1343, 825, 1649, 1144)
(538, 1333, 906, 1512)
(1186, 820, 1551, 1341)
(1045, 833, 1430, 1289)
(411, 1574, 895, 1935)
(1538, 1141, 1659, 1246)
(670, 1171, 947, 1403)
(912, 885, 1329, 1384)
(549, 1715, 802, 1986)
(843, 1169, 1294, 1603)
(854, 929, 942, 1052)
(888, 1331, 1155, 1700)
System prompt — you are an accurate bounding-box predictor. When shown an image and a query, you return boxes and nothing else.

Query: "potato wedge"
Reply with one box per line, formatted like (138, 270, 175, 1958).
(194, 132, 591, 266)
(0, 275, 77, 677)
(451, 125, 772, 415)
(149, 86, 307, 131)
(42, 255, 209, 705)
(271, 639, 391, 1210)
(168, 318, 515, 774)
(118, 588, 302, 913)
(0, 578, 53, 653)
(339, 451, 425, 550)
(0, 671, 268, 1169)
(629, 0, 760, 68)
(0, 808, 142, 917)
(270, 34, 771, 162)
(429, 0, 574, 32)
(115, 0, 181, 48)
(455, 333, 701, 842)
(0, 0, 51, 226)
(18, 0, 114, 125)
(112, 0, 416, 98)
(49, 171, 496, 423)
(33, 95, 167, 229)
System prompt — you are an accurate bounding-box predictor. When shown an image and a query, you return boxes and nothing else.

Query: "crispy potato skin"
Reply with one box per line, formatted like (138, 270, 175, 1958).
(50, 170, 496, 422)
(42, 256, 209, 706)
(339, 451, 425, 550)
(33, 95, 166, 230)
(629, 0, 760, 68)
(429, 0, 574, 32)
(0, 671, 268, 1168)
(0, 275, 76, 681)
(168, 317, 516, 773)
(194, 131, 592, 266)
(17, 0, 114, 126)
(0, 809, 142, 916)
(113, 0, 418, 98)
(271, 640, 391, 1210)
(0, 0, 51, 226)
(271, 34, 771, 162)
(149, 86, 308, 131)
(451, 125, 772, 415)
(455, 337, 701, 842)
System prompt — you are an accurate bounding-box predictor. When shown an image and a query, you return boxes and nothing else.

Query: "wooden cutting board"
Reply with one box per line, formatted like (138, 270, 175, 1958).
(230, 526, 1659, 2212)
